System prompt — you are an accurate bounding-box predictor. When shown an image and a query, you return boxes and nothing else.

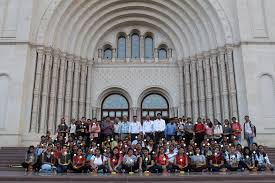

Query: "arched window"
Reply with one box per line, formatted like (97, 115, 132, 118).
(117, 36, 126, 58)
(103, 48, 112, 59)
(131, 33, 140, 58)
(158, 48, 167, 60)
(141, 94, 169, 120)
(144, 36, 153, 59)
(101, 94, 129, 120)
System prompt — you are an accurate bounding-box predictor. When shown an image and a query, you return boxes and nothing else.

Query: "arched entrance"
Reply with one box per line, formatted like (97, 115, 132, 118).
(141, 93, 169, 120)
(101, 93, 129, 120)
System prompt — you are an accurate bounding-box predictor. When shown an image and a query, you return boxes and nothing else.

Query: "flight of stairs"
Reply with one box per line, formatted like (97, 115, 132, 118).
(0, 146, 274, 172)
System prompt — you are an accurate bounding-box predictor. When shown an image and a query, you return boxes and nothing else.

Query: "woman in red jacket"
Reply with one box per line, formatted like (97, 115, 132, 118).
(194, 118, 206, 146)
(153, 146, 169, 173)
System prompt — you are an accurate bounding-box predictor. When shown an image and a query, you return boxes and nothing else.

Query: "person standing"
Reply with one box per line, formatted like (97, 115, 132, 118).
(165, 118, 177, 141)
(184, 117, 194, 145)
(231, 117, 242, 145)
(194, 117, 206, 145)
(113, 117, 121, 137)
(142, 115, 154, 139)
(243, 115, 256, 148)
(153, 113, 166, 142)
(101, 116, 114, 140)
(119, 115, 130, 140)
(129, 116, 143, 141)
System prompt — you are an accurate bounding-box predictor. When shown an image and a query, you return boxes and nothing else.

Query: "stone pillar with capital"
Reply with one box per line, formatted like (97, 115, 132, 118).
(154, 48, 158, 62)
(226, 46, 238, 118)
(218, 48, 230, 121)
(30, 47, 45, 133)
(197, 55, 206, 119)
(112, 48, 116, 63)
(210, 50, 221, 122)
(177, 60, 185, 117)
(39, 47, 53, 133)
(79, 58, 87, 118)
(48, 49, 60, 133)
(184, 59, 191, 118)
(126, 34, 131, 62)
(203, 52, 214, 121)
(64, 55, 74, 122)
(98, 49, 102, 62)
(85, 60, 93, 118)
(72, 57, 81, 119)
(140, 35, 145, 63)
(56, 53, 67, 126)
(168, 48, 172, 62)
(190, 57, 199, 121)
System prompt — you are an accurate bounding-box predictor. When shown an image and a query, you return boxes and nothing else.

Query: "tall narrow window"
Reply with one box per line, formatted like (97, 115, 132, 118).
(144, 36, 153, 59)
(158, 48, 167, 60)
(117, 36, 126, 58)
(131, 33, 140, 58)
(103, 48, 112, 59)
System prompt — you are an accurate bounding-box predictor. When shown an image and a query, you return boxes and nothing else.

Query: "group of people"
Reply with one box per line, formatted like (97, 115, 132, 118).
(22, 114, 274, 174)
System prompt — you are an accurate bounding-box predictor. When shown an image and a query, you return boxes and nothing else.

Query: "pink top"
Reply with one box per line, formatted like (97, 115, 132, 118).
(89, 123, 101, 138)
(205, 124, 213, 136)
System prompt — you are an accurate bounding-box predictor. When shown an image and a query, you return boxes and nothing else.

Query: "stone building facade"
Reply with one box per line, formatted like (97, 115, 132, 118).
(0, 0, 275, 147)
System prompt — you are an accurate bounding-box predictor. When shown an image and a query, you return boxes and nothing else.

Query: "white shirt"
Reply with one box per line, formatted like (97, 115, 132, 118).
(244, 122, 253, 134)
(114, 122, 121, 134)
(213, 125, 223, 135)
(69, 124, 76, 134)
(129, 121, 142, 134)
(153, 119, 166, 132)
(91, 155, 107, 166)
(142, 120, 154, 134)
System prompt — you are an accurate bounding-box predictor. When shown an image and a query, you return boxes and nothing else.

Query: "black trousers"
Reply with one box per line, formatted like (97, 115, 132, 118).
(154, 131, 165, 142)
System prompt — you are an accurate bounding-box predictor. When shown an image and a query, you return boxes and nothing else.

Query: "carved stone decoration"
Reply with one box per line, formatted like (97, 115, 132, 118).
(39, 47, 53, 133)
(226, 46, 238, 118)
(79, 58, 87, 118)
(184, 60, 191, 117)
(30, 47, 45, 133)
(190, 57, 199, 121)
(203, 52, 214, 121)
(197, 55, 206, 119)
(218, 48, 229, 121)
(85, 60, 93, 118)
(56, 53, 67, 126)
(47, 49, 60, 133)
(140, 35, 145, 63)
(64, 55, 74, 123)
(72, 57, 81, 119)
(210, 50, 221, 122)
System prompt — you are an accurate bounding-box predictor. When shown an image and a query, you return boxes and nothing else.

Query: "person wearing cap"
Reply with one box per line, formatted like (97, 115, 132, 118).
(129, 116, 143, 141)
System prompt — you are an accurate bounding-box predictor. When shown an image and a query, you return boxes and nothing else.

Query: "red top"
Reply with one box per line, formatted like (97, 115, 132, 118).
(155, 154, 168, 166)
(175, 155, 188, 167)
(194, 123, 206, 134)
(109, 154, 122, 167)
(209, 154, 224, 164)
(231, 122, 242, 136)
(73, 155, 85, 166)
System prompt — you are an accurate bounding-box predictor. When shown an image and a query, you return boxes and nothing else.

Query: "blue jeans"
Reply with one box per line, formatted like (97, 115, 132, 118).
(245, 136, 254, 148)
(57, 165, 68, 173)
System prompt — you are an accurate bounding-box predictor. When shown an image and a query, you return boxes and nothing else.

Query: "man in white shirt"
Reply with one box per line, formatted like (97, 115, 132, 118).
(142, 115, 154, 139)
(129, 116, 142, 141)
(113, 117, 121, 136)
(153, 113, 166, 142)
(243, 115, 256, 148)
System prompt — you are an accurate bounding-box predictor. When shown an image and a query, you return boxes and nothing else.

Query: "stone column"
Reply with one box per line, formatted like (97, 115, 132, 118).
(177, 60, 184, 117)
(112, 48, 116, 63)
(72, 57, 81, 119)
(184, 59, 191, 117)
(92, 107, 97, 119)
(79, 58, 87, 118)
(126, 34, 131, 62)
(47, 49, 60, 133)
(39, 47, 53, 133)
(154, 48, 158, 62)
(85, 60, 93, 118)
(56, 53, 67, 126)
(190, 57, 199, 121)
(218, 48, 229, 121)
(197, 55, 206, 119)
(168, 48, 172, 62)
(203, 52, 214, 121)
(210, 50, 221, 122)
(64, 55, 74, 122)
(30, 47, 45, 133)
(140, 35, 145, 63)
(98, 49, 102, 62)
(226, 46, 238, 118)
